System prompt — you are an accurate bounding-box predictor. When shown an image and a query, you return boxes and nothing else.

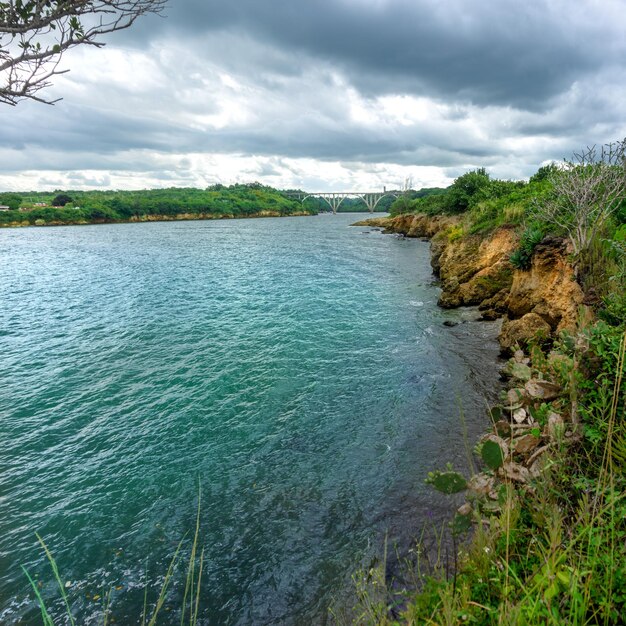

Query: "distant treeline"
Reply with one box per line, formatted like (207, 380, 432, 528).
(0, 184, 317, 226)
(335, 195, 396, 213)
(7, 174, 581, 228)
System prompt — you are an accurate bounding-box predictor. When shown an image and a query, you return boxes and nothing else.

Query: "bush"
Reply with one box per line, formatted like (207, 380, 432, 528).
(509, 227, 544, 270)
(529, 163, 558, 184)
(529, 139, 626, 257)
(445, 168, 491, 213)
(446, 224, 465, 242)
(597, 234, 626, 326)
(0, 192, 22, 210)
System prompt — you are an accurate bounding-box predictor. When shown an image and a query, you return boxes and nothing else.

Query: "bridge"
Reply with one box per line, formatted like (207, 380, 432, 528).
(285, 190, 403, 214)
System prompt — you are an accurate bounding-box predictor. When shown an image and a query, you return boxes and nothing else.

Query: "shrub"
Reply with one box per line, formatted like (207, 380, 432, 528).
(0, 192, 22, 210)
(52, 193, 73, 207)
(509, 227, 544, 270)
(530, 138, 626, 257)
(446, 224, 465, 242)
(445, 168, 491, 213)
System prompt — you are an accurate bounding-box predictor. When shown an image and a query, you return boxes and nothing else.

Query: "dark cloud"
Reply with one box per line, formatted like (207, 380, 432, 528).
(3, 0, 626, 190)
(154, 0, 625, 110)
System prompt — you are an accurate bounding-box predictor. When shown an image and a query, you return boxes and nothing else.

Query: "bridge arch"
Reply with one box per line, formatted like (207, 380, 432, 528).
(292, 190, 402, 214)
(301, 194, 347, 213)
(353, 192, 400, 213)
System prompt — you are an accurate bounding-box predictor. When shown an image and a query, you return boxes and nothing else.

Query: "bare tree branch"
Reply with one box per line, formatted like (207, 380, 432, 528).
(1, 0, 166, 105)
(531, 138, 626, 258)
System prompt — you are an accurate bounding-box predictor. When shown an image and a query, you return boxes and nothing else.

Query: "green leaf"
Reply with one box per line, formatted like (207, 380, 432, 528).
(497, 483, 509, 505)
(488, 405, 502, 421)
(506, 361, 532, 381)
(426, 470, 468, 494)
(481, 440, 504, 469)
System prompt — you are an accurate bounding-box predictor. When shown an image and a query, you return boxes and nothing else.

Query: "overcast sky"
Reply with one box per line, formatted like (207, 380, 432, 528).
(2, 0, 626, 192)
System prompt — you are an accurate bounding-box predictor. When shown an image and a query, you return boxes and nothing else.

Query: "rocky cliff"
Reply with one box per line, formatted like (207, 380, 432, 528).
(356, 214, 588, 353)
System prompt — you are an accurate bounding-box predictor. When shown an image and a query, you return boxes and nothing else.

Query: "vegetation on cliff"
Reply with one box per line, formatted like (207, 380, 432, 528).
(350, 325, 626, 625)
(351, 140, 626, 625)
(387, 139, 626, 335)
(0, 184, 316, 226)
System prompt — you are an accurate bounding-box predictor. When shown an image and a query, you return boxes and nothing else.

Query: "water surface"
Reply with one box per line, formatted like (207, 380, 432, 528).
(0, 214, 500, 624)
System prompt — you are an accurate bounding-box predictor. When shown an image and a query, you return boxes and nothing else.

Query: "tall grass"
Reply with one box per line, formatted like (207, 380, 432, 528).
(23, 493, 205, 625)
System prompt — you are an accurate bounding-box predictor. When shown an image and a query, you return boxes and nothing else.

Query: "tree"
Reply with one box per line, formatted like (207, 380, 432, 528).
(0, 191, 21, 209)
(446, 167, 491, 213)
(531, 139, 626, 257)
(52, 192, 72, 206)
(529, 163, 558, 184)
(1, 0, 165, 105)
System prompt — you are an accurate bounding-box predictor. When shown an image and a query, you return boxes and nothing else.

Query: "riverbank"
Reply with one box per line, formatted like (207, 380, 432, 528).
(0, 183, 325, 228)
(351, 213, 626, 624)
(0, 209, 316, 228)
(354, 213, 588, 354)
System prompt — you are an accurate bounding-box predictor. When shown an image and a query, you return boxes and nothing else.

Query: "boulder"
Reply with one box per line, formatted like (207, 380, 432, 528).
(438, 289, 463, 308)
(498, 313, 552, 354)
(458, 263, 514, 306)
(468, 473, 495, 496)
(498, 461, 532, 483)
(546, 412, 565, 440)
(525, 379, 561, 401)
(480, 308, 500, 321)
(512, 408, 527, 424)
(504, 238, 586, 333)
(434, 228, 517, 309)
(507, 388, 527, 407)
(457, 502, 473, 516)
(495, 420, 512, 437)
(479, 288, 510, 313)
(514, 434, 541, 456)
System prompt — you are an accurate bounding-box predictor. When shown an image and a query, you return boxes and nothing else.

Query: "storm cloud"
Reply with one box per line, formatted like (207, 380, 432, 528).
(2, 0, 625, 191)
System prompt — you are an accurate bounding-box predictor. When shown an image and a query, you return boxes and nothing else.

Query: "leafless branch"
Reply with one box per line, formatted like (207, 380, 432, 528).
(531, 138, 626, 257)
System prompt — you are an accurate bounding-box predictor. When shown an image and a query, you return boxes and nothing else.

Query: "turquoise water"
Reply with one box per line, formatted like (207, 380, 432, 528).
(0, 214, 501, 624)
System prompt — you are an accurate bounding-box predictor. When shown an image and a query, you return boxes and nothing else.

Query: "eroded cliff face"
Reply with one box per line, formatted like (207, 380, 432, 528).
(359, 214, 588, 353)
(355, 213, 457, 238)
(433, 228, 517, 310)
(498, 237, 587, 353)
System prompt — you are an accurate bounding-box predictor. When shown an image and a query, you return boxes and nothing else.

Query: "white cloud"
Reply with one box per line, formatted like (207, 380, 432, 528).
(0, 152, 453, 193)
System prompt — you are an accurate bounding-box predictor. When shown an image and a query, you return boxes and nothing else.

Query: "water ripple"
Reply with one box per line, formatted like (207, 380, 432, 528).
(0, 215, 501, 624)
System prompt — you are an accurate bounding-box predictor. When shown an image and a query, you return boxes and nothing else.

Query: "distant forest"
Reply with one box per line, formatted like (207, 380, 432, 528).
(0, 183, 422, 226)
(0, 184, 319, 226)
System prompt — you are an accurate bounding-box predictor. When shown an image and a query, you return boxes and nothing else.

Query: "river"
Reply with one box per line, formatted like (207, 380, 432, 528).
(0, 213, 501, 624)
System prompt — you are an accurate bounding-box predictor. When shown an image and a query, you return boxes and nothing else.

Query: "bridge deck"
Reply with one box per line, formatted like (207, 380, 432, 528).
(285, 190, 403, 213)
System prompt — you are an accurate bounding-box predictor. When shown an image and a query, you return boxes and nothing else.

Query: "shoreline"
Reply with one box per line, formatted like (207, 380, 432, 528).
(355, 212, 587, 354)
(352, 213, 623, 623)
(0, 209, 319, 229)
